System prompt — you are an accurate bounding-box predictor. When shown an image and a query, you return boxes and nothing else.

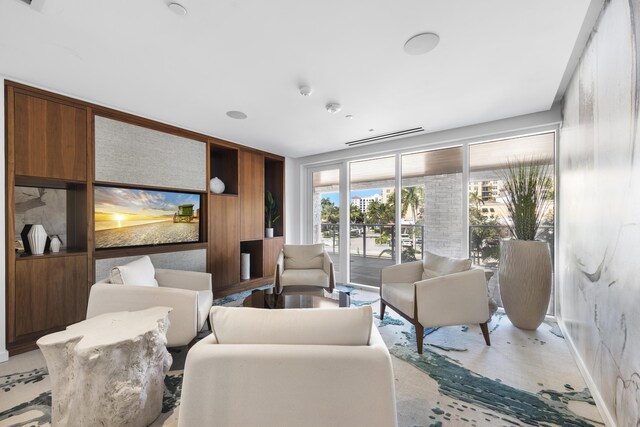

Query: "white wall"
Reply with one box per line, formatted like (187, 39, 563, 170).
(0, 76, 7, 362)
(559, 0, 640, 424)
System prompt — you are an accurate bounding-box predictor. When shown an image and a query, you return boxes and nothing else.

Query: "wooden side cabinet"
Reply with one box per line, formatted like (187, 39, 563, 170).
(10, 255, 88, 353)
(209, 195, 240, 291)
(239, 150, 264, 241)
(13, 91, 87, 181)
(263, 237, 285, 277)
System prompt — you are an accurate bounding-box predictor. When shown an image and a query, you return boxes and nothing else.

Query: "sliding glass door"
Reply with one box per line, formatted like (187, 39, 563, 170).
(310, 166, 343, 280)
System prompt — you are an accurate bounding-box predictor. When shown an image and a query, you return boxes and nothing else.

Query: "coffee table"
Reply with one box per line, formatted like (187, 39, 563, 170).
(243, 288, 351, 309)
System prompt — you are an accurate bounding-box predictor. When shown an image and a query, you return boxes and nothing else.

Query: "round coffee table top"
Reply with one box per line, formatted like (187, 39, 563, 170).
(243, 288, 350, 309)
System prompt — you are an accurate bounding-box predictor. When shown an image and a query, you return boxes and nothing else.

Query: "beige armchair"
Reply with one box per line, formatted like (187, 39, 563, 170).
(86, 256, 213, 347)
(380, 251, 491, 354)
(274, 244, 335, 294)
(178, 305, 397, 427)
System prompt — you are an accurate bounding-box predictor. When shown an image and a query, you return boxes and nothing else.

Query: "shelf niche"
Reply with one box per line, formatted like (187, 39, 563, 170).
(240, 240, 263, 281)
(210, 142, 239, 195)
(264, 157, 284, 238)
(14, 179, 88, 255)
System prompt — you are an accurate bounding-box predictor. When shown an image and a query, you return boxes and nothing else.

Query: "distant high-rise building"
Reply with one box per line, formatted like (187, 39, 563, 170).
(351, 193, 382, 212)
(469, 180, 501, 201)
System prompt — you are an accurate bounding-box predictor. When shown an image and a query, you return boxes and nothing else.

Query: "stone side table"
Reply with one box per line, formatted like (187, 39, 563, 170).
(37, 307, 173, 427)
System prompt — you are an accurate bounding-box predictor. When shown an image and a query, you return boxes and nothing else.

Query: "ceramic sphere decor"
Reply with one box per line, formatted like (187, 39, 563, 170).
(498, 240, 552, 330)
(210, 177, 225, 194)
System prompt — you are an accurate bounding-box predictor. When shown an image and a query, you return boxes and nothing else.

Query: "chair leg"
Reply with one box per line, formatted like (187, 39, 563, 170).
(480, 322, 491, 346)
(380, 300, 386, 320)
(416, 324, 424, 354)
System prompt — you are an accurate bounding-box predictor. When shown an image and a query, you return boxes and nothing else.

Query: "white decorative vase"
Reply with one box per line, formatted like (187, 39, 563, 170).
(265, 228, 274, 238)
(498, 240, 552, 330)
(210, 177, 225, 194)
(28, 224, 47, 255)
(241, 253, 251, 280)
(50, 236, 62, 253)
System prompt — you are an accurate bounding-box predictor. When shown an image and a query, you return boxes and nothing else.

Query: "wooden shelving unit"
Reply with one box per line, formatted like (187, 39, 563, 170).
(5, 82, 287, 354)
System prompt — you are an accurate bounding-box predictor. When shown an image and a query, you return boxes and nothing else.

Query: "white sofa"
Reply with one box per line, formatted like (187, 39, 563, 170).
(178, 305, 397, 427)
(86, 256, 213, 347)
(274, 243, 335, 294)
(381, 251, 491, 354)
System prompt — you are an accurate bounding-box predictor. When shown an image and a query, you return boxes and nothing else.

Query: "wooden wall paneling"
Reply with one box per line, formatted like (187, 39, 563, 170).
(13, 92, 87, 181)
(87, 109, 95, 286)
(13, 255, 88, 340)
(263, 236, 284, 277)
(5, 85, 17, 346)
(239, 150, 264, 240)
(209, 195, 240, 290)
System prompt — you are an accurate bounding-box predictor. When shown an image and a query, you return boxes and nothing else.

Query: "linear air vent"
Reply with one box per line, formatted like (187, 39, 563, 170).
(345, 127, 424, 147)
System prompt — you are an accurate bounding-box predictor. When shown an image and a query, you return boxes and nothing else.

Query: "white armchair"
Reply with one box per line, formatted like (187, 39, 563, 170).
(380, 251, 491, 354)
(178, 305, 397, 427)
(274, 244, 335, 294)
(86, 256, 213, 347)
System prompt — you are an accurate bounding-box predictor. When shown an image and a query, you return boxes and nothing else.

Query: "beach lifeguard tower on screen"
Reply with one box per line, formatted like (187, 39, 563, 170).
(173, 204, 195, 223)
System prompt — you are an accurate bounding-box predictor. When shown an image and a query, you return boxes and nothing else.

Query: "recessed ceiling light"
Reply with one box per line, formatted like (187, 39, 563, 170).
(326, 103, 342, 114)
(226, 111, 247, 120)
(345, 115, 354, 119)
(369, 129, 375, 132)
(168, 2, 187, 15)
(404, 32, 440, 55)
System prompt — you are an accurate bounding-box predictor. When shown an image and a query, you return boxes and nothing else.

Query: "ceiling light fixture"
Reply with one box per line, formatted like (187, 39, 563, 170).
(326, 103, 342, 114)
(168, 2, 188, 15)
(404, 32, 440, 55)
(299, 86, 313, 96)
(345, 115, 353, 119)
(226, 111, 247, 120)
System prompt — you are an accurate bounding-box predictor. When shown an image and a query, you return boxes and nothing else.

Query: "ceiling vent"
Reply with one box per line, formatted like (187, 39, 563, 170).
(345, 127, 424, 147)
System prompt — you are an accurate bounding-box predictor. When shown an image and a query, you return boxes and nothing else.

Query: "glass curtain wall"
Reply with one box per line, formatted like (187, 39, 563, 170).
(469, 132, 555, 314)
(401, 147, 464, 262)
(349, 156, 396, 286)
(311, 168, 342, 278)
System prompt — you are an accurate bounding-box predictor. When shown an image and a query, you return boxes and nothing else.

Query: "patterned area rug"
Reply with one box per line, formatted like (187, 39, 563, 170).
(0, 286, 603, 427)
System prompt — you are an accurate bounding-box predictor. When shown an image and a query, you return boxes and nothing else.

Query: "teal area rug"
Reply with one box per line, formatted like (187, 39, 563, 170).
(0, 285, 603, 426)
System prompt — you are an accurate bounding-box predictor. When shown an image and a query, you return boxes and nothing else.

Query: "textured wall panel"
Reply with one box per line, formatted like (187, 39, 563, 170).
(559, 0, 640, 425)
(95, 249, 207, 281)
(94, 116, 206, 191)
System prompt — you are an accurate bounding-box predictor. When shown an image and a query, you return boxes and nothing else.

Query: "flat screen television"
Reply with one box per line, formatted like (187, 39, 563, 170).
(95, 185, 201, 249)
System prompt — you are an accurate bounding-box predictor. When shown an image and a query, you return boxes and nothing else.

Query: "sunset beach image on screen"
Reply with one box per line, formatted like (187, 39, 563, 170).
(94, 186, 201, 249)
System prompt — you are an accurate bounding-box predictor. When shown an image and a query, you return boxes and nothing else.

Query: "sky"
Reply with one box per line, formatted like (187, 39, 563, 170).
(95, 186, 200, 221)
(322, 189, 380, 206)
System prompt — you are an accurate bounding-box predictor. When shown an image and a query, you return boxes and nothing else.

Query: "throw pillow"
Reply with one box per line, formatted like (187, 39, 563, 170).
(110, 255, 158, 287)
(421, 267, 443, 281)
(423, 250, 472, 275)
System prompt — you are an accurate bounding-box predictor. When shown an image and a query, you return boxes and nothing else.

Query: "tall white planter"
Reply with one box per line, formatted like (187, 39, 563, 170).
(498, 240, 552, 330)
(28, 224, 47, 255)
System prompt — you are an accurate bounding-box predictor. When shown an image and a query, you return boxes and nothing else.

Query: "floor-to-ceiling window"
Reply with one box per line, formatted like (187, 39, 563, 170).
(349, 156, 396, 286)
(306, 131, 556, 311)
(311, 167, 342, 279)
(469, 132, 555, 314)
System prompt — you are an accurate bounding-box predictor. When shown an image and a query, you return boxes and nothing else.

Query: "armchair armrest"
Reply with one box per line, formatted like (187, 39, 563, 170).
(323, 251, 335, 292)
(274, 250, 284, 293)
(86, 283, 199, 347)
(414, 269, 489, 327)
(381, 261, 423, 286)
(155, 268, 212, 292)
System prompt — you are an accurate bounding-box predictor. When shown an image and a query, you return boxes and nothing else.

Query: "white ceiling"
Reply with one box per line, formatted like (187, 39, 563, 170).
(0, 0, 592, 158)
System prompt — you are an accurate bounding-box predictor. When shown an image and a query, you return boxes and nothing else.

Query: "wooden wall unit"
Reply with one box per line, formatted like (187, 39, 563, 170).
(239, 150, 264, 241)
(13, 91, 87, 181)
(209, 195, 240, 291)
(5, 82, 285, 354)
